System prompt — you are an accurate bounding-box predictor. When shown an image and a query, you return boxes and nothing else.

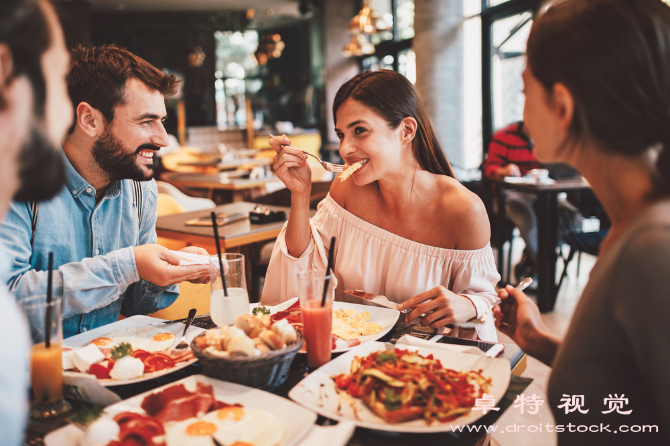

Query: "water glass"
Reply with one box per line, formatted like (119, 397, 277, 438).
(209, 253, 249, 327)
(20, 296, 71, 418)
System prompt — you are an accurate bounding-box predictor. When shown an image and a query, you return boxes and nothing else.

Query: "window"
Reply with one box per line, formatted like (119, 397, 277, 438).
(360, 0, 415, 82)
(214, 31, 261, 128)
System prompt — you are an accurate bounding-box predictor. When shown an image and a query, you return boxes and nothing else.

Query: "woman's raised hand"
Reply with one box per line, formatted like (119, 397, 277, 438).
(270, 134, 312, 196)
(398, 286, 478, 328)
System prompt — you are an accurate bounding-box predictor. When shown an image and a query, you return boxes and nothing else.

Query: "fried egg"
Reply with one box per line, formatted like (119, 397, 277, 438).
(165, 419, 217, 446)
(204, 407, 285, 446)
(92, 326, 176, 352)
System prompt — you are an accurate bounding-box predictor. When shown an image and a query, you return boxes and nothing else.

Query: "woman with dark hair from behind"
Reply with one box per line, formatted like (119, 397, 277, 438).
(262, 69, 501, 342)
(494, 0, 670, 443)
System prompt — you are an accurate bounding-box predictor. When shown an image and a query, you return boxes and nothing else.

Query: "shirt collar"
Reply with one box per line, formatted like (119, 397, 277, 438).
(63, 151, 122, 199)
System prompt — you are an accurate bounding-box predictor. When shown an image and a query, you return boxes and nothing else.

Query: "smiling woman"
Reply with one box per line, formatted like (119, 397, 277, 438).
(261, 70, 501, 343)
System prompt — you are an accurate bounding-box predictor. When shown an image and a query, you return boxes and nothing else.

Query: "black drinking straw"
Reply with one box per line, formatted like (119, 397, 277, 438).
(321, 237, 336, 307)
(45, 252, 53, 348)
(210, 212, 228, 296)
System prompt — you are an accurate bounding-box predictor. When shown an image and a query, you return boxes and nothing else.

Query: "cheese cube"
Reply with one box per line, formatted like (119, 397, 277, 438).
(72, 344, 105, 373)
(62, 350, 76, 370)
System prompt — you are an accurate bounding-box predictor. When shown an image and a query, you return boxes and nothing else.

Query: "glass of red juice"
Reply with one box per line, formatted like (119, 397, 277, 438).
(298, 269, 336, 369)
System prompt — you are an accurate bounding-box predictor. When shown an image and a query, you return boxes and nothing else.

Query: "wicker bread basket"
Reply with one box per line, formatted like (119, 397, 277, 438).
(190, 330, 304, 391)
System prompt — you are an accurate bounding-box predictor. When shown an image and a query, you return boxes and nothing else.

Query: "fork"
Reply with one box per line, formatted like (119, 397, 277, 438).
(175, 308, 197, 350)
(268, 134, 346, 173)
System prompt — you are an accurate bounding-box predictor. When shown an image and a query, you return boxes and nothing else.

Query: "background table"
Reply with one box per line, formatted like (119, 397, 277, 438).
(490, 177, 591, 312)
(161, 171, 282, 203)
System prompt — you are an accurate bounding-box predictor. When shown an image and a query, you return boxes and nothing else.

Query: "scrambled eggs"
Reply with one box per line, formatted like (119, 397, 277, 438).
(332, 309, 382, 340)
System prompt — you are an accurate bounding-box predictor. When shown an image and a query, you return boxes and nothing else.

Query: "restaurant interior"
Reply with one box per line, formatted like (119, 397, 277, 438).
(17, 0, 661, 445)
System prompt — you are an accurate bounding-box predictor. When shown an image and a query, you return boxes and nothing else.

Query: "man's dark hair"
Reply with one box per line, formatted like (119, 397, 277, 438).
(0, 0, 51, 116)
(68, 45, 180, 132)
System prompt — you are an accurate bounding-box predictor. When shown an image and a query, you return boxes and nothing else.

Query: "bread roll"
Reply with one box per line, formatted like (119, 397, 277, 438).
(223, 326, 246, 350)
(256, 344, 271, 354)
(227, 335, 256, 357)
(271, 319, 289, 333)
(259, 329, 284, 350)
(235, 313, 266, 337)
(279, 325, 298, 344)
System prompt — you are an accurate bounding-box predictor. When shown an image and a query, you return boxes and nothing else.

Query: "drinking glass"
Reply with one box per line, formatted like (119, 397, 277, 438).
(298, 269, 336, 369)
(20, 296, 71, 418)
(209, 253, 249, 327)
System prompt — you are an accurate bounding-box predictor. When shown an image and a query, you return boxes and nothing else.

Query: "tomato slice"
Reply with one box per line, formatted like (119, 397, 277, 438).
(114, 412, 146, 426)
(132, 350, 151, 361)
(142, 353, 175, 373)
(88, 363, 111, 379)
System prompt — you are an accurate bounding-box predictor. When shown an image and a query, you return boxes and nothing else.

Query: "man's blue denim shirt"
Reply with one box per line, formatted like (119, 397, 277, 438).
(0, 153, 178, 338)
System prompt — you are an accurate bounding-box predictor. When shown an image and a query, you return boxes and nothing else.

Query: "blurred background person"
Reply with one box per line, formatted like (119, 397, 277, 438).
(495, 0, 670, 443)
(0, 0, 72, 444)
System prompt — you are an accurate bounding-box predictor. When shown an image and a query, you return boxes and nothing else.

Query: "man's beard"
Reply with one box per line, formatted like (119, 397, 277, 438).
(91, 128, 157, 182)
(13, 121, 66, 202)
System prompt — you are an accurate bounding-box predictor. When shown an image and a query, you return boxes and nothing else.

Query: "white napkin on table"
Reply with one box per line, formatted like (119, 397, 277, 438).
(395, 334, 485, 356)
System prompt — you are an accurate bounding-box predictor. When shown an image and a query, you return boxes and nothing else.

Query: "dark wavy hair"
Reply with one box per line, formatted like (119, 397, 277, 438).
(0, 0, 50, 116)
(333, 70, 454, 178)
(68, 44, 180, 132)
(527, 0, 670, 194)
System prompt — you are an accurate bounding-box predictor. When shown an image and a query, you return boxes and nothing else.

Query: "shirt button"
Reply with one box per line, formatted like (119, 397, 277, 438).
(81, 327, 87, 332)
(86, 188, 92, 193)
(72, 189, 77, 194)
(96, 248, 100, 255)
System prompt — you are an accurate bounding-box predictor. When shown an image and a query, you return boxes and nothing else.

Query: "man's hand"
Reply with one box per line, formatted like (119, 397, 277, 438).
(134, 244, 210, 287)
(397, 286, 477, 328)
(177, 246, 211, 284)
(495, 164, 521, 178)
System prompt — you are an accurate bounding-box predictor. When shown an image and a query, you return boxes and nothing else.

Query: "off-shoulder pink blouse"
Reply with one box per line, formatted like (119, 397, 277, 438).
(260, 194, 500, 342)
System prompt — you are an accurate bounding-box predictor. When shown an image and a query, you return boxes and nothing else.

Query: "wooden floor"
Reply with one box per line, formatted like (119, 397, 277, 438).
(493, 237, 595, 446)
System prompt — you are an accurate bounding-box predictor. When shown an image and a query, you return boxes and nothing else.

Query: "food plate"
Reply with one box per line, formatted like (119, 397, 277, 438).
(264, 297, 400, 353)
(63, 316, 205, 387)
(288, 341, 510, 433)
(46, 375, 317, 446)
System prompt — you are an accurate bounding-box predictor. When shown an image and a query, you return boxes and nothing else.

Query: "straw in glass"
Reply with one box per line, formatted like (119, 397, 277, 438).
(321, 237, 336, 307)
(45, 252, 53, 348)
(210, 212, 228, 296)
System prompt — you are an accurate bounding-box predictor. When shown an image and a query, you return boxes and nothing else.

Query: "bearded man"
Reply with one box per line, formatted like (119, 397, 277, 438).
(0, 45, 210, 338)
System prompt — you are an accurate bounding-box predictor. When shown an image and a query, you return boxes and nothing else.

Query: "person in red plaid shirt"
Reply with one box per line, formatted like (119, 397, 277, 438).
(484, 121, 579, 282)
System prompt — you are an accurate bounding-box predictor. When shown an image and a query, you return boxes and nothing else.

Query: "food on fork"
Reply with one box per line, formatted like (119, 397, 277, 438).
(339, 159, 369, 182)
(333, 348, 492, 424)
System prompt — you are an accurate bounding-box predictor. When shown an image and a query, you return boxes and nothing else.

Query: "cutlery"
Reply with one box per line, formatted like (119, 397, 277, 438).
(268, 134, 346, 173)
(149, 313, 209, 326)
(175, 308, 197, 350)
(343, 290, 399, 310)
(453, 277, 534, 328)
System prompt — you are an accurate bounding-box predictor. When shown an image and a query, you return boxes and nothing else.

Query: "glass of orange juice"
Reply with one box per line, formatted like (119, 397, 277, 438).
(20, 296, 71, 418)
(298, 269, 336, 369)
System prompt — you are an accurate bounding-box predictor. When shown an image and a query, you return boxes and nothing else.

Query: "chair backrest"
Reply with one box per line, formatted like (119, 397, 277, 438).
(156, 181, 216, 213)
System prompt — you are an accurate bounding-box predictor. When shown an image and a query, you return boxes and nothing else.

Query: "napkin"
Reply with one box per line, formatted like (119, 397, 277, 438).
(170, 250, 211, 266)
(295, 421, 356, 446)
(395, 334, 484, 356)
(62, 373, 122, 406)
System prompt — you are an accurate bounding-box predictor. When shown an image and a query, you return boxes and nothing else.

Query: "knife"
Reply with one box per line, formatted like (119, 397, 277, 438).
(343, 290, 399, 310)
(149, 314, 209, 326)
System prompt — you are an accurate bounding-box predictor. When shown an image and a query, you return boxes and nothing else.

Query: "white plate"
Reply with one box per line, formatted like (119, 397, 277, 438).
(288, 341, 511, 433)
(104, 375, 315, 446)
(265, 297, 400, 353)
(63, 316, 205, 387)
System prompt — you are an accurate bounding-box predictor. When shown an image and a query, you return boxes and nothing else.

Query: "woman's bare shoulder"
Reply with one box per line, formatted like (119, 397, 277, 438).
(436, 176, 491, 250)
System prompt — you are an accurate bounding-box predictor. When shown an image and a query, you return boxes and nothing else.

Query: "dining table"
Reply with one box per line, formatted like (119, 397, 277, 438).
(27, 315, 530, 446)
(161, 171, 283, 204)
(490, 176, 592, 312)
